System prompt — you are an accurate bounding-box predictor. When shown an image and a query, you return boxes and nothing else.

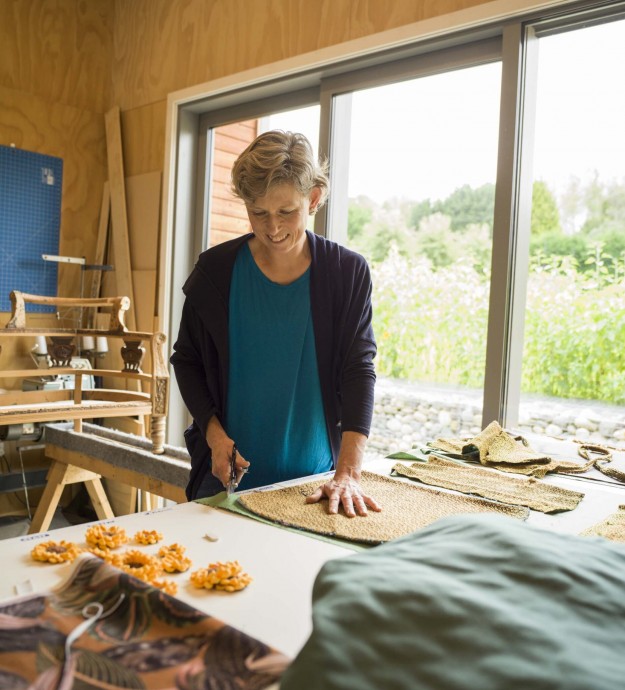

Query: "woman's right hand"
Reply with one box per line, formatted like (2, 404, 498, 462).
(205, 416, 250, 488)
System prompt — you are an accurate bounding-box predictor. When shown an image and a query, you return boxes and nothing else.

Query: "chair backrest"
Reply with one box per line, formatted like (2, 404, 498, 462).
(5, 291, 130, 333)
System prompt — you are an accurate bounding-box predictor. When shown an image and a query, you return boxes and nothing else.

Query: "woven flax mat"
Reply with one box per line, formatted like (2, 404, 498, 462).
(238, 471, 529, 545)
(580, 504, 625, 542)
(392, 456, 585, 514)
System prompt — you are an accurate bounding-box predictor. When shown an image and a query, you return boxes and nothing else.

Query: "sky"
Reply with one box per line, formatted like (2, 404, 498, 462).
(532, 19, 625, 196)
(266, 18, 625, 206)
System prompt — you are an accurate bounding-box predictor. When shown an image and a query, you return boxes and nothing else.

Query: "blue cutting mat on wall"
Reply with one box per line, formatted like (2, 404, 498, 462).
(0, 145, 63, 313)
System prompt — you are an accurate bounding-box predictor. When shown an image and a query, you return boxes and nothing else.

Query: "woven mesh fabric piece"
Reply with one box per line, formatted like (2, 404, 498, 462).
(465, 421, 551, 465)
(429, 421, 597, 478)
(577, 444, 625, 483)
(392, 456, 584, 514)
(238, 471, 529, 544)
(477, 455, 597, 478)
(593, 462, 625, 482)
(476, 460, 554, 477)
(428, 437, 466, 455)
(580, 504, 625, 542)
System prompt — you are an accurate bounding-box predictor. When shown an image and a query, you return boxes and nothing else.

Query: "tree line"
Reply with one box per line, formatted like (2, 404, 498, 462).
(348, 176, 625, 281)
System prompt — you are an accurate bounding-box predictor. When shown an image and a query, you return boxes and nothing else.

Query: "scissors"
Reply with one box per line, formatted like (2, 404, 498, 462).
(227, 443, 239, 496)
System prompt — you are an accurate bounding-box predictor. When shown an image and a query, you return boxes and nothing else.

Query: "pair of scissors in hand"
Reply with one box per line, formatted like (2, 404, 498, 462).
(227, 443, 245, 496)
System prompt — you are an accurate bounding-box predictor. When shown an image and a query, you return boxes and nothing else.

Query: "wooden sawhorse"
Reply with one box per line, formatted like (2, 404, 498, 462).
(28, 422, 190, 534)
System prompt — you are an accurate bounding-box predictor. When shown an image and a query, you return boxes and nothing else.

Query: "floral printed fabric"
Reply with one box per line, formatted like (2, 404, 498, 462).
(0, 554, 289, 689)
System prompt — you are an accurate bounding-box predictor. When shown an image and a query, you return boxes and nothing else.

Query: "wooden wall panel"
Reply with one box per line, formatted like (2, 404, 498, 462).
(212, 162, 235, 185)
(209, 228, 247, 247)
(120, 101, 167, 177)
(0, 0, 114, 310)
(126, 171, 162, 271)
(111, 0, 495, 111)
(210, 196, 245, 217)
(0, 0, 114, 113)
(0, 85, 108, 303)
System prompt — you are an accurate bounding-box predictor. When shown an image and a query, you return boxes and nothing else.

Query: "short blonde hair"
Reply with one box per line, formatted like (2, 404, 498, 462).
(231, 130, 329, 207)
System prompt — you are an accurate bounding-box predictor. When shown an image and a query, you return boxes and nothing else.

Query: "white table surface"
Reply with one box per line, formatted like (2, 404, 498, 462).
(1, 442, 624, 658)
(0, 500, 353, 658)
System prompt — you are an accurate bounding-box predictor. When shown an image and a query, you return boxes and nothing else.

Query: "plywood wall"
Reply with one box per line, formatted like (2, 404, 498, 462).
(112, 0, 495, 176)
(0, 0, 113, 113)
(111, 0, 493, 111)
(0, 0, 114, 303)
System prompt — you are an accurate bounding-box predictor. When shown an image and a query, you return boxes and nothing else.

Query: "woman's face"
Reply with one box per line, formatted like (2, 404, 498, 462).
(246, 183, 320, 258)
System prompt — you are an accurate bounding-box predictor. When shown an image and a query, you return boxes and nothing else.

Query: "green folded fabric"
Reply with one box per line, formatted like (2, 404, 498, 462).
(281, 514, 625, 690)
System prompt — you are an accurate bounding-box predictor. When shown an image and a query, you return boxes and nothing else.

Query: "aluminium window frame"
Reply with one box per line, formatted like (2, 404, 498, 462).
(485, 1, 625, 426)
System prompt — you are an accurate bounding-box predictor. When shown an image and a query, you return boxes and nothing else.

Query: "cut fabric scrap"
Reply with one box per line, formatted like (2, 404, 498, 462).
(580, 504, 625, 542)
(426, 436, 466, 456)
(577, 443, 625, 483)
(464, 421, 551, 465)
(429, 421, 599, 478)
(480, 453, 598, 478)
(475, 459, 555, 478)
(478, 441, 624, 481)
(429, 421, 552, 474)
(392, 456, 584, 514)
(0, 554, 289, 689)
(238, 470, 529, 545)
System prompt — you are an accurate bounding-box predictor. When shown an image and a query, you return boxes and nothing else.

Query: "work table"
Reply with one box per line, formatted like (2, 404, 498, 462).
(1, 442, 624, 658)
(0, 500, 352, 658)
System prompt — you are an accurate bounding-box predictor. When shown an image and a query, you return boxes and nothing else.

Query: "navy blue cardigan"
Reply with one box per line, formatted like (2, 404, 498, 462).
(170, 231, 377, 499)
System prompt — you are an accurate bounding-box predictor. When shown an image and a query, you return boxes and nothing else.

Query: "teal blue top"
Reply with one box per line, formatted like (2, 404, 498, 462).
(225, 243, 333, 489)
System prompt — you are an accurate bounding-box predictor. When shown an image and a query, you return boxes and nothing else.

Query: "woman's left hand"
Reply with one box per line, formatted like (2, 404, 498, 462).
(306, 473, 382, 517)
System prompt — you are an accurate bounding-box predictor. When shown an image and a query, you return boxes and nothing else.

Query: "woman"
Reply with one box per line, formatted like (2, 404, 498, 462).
(171, 130, 380, 517)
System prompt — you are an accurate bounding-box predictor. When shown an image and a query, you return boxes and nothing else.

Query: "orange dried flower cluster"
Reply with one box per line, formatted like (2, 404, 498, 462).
(89, 548, 184, 596)
(158, 543, 186, 558)
(190, 560, 252, 592)
(27, 525, 249, 599)
(84, 535, 193, 593)
(152, 578, 178, 596)
(87, 547, 119, 564)
(31, 540, 82, 564)
(161, 552, 192, 573)
(114, 549, 162, 582)
(85, 524, 129, 550)
(134, 530, 163, 545)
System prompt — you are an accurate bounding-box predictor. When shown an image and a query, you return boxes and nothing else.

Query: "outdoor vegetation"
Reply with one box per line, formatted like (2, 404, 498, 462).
(350, 177, 625, 404)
